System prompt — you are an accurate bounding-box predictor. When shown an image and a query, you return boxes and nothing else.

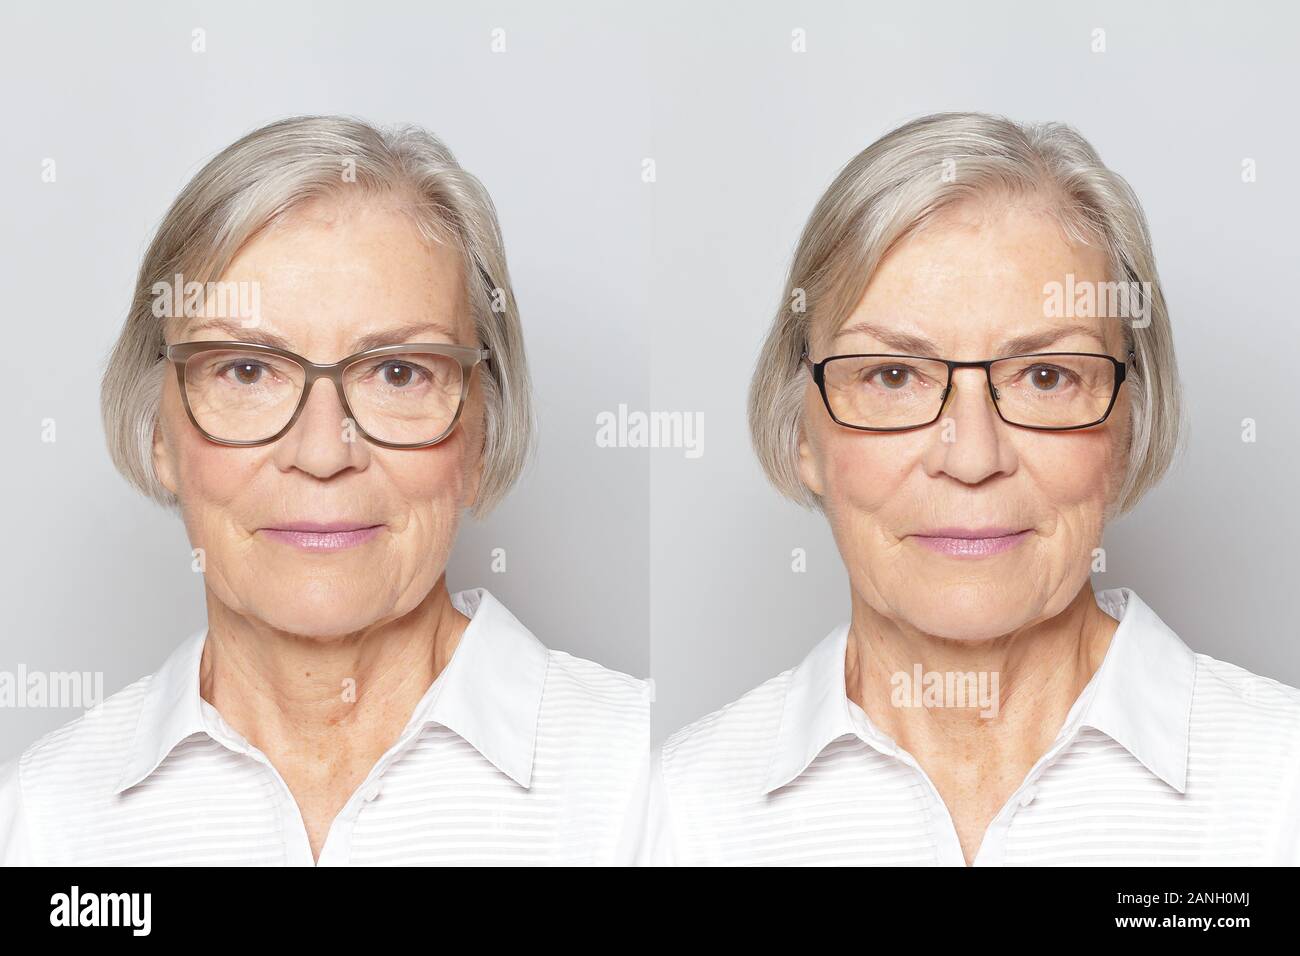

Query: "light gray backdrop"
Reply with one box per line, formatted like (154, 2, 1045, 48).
(1, 1, 1296, 760)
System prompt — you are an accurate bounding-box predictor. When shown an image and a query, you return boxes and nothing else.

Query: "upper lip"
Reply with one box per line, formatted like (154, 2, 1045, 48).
(913, 526, 1028, 539)
(261, 521, 383, 533)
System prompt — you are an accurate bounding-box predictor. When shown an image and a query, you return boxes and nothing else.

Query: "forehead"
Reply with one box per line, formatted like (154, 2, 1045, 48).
(172, 195, 471, 352)
(828, 201, 1121, 355)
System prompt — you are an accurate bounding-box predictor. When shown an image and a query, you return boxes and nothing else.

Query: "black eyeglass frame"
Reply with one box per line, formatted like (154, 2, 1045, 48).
(801, 349, 1135, 432)
(160, 340, 491, 448)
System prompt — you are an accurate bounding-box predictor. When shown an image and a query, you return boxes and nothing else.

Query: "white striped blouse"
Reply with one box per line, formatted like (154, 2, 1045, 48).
(0, 588, 652, 865)
(639, 587, 1300, 865)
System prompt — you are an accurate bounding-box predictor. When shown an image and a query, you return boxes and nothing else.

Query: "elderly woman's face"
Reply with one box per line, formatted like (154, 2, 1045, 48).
(152, 196, 484, 638)
(799, 200, 1131, 641)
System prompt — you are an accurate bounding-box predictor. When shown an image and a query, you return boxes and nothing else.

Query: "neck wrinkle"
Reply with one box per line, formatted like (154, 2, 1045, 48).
(198, 577, 468, 754)
(845, 583, 1117, 761)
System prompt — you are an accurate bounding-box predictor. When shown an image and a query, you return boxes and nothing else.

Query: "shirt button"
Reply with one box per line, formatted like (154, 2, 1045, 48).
(1018, 787, 1038, 808)
(363, 781, 383, 802)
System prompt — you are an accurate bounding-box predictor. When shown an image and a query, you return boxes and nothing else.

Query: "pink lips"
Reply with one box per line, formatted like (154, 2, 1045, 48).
(258, 522, 383, 553)
(910, 527, 1032, 558)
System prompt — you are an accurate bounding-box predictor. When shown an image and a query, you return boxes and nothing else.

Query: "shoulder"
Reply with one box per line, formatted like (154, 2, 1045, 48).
(541, 649, 652, 737)
(534, 650, 654, 857)
(660, 668, 793, 792)
(0, 673, 154, 863)
(1186, 654, 1300, 860)
(1191, 652, 1300, 741)
(12, 673, 154, 792)
(472, 586, 650, 731)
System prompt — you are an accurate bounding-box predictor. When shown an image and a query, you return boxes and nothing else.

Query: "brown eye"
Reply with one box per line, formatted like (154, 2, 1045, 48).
(876, 366, 910, 389)
(1029, 366, 1062, 390)
(382, 363, 415, 387)
(218, 361, 267, 386)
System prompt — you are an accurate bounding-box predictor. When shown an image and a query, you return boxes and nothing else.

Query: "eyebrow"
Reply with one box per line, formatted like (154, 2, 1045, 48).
(832, 320, 1109, 357)
(181, 319, 462, 353)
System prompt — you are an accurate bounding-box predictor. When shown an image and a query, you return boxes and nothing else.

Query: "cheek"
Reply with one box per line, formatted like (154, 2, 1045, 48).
(376, 429, 477, 555)
(175, 446, 267, 560)
(815, 426, 923, 558)
(160, 389, 255, 525)
(1019, 428, 1117, 517)
(384, 437, 469, 507)
(819, 428, 917, 514)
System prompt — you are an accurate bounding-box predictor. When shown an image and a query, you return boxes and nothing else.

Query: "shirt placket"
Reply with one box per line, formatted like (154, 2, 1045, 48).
(313, 716, 444, 866)
(197, 670, 449, 866)
(856, 730, 968, 866)
(969, 726, 1087, 867)
(849, 702, 1088, 867)
(199, 700, 316, 866)
(312, 760, 390, 867)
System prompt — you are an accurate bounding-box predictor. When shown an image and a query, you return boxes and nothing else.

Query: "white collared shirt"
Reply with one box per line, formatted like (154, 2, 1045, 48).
(639, 587, 1300, 866)
(0, 588, 651, 865)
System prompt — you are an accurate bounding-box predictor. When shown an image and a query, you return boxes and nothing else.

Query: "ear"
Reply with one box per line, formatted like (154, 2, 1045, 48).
(796, 423, 825, 498)
(460, 450, 484, 512)
(458, 368, 491, 512)
(459, 412, 487, 512)
(152, 418, 179, 497)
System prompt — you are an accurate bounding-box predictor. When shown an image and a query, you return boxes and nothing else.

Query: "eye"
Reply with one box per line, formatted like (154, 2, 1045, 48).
(1025, 364, 1074, 391)
(217, 360, 271, 386)
(376, 360, 428, 388)
(865, 365, 916, 389)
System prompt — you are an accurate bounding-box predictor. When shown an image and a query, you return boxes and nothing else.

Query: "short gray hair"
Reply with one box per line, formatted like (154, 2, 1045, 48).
(749, 111, 1185, 519)
(101, 115, 533, 517)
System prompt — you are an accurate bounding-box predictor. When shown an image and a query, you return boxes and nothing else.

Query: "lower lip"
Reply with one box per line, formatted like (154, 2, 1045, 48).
(911, 530, 1031, 557)
(259, 526, 383, 552)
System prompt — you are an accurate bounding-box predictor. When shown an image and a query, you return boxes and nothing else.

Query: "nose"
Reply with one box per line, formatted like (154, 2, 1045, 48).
(928, 366, 1012, 484)
(271, 377, 368, 478)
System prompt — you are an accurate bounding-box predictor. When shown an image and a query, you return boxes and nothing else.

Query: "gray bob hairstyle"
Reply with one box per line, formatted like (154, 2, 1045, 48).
(101, 115, 533, 518)
(749, 111, 1185, 519)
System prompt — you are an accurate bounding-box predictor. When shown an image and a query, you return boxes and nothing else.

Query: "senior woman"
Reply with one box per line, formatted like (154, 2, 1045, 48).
(640, 112, 1300, 866)
(0, 116, 649, 865)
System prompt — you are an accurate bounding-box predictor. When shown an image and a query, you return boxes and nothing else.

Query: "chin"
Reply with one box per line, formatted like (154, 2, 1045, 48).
(256, 602, 386, 640)
(239, 573, 394, 638)
(895, 583, 1035, 642)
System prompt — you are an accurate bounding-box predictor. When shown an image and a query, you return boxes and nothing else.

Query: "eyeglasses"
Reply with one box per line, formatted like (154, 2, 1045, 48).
(801, 350, 1133, 431)
(160, 340, 491, 447)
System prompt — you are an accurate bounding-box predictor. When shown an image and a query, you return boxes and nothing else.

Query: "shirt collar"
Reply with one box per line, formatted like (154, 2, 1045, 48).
(113, 626, 209, 795)
(760, 621, 860, 796)
(760, 586, 1196, 795)
(114, 587, 550, 794)
(1076, 587, 1195, 792)
(421, 587, 550, 788)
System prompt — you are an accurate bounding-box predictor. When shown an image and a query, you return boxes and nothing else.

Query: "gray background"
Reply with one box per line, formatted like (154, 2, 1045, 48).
(2, 1, 1297, 760)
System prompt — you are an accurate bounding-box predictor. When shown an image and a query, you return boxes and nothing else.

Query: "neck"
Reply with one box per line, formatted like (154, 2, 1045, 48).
(198, 577, 469, 757)
(846, 582, 1117, 767)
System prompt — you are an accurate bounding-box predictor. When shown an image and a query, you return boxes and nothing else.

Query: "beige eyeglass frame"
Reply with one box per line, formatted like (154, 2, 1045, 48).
(160, 340, 491, 448)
